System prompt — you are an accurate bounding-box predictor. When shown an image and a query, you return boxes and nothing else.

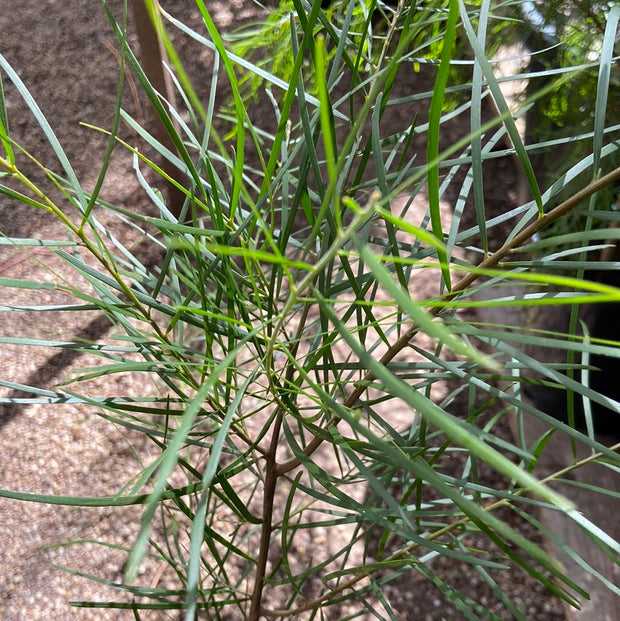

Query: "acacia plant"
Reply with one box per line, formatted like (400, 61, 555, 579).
(0, 0, 619, 619)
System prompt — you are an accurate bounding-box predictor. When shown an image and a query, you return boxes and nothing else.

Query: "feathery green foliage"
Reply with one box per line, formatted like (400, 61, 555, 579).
(0, 1, 619, 618)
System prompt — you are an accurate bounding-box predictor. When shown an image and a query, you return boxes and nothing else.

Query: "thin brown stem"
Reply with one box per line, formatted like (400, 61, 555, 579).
(249, 410, 284, 620)
(130, 0, 186, 220)
(276, 165, 620, 476)
(249, 303, 313, 615)
(264, 441, 620, 618)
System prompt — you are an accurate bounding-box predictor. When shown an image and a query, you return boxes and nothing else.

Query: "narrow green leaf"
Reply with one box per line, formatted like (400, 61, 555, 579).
(0, 277, 55, 290)
(427, 0, 458, 290)
(0, 484, 203, 507)
(457, 0, 543, 216)
(123, 324, 261, 583)
(0, 69, 14, 165)
(470, 0, 490, 254)
(355, 239, 499, 371)
(185, 374, 254, 620)
(0, 53, 87, 209)
(143, 0, 207, 120)
(315, 35, 337, 197)
(193, 0, 254, 220)
(592, 4, 620, 176)
(314, 287, 574, 513)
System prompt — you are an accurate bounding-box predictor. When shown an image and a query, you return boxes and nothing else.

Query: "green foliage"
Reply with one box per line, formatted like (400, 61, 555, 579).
(0, 0, 619, 619)
(517, 1, 620, 181)
(229, 1, 468, 104)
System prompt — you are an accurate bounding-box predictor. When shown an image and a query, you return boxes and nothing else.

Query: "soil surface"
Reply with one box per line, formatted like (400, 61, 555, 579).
(0, 2, 577, 619)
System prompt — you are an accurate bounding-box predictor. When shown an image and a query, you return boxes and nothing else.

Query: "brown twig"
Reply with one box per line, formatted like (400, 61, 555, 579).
(275, 164, 620, 476)
(248, 411, 283, 621)
(249, 303, 313, 617)
(130, 0, 186, 220)
(263, 439, 620, 618)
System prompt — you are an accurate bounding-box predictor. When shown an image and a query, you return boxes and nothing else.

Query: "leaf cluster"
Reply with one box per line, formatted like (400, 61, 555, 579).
(0, 0, 618, 619)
